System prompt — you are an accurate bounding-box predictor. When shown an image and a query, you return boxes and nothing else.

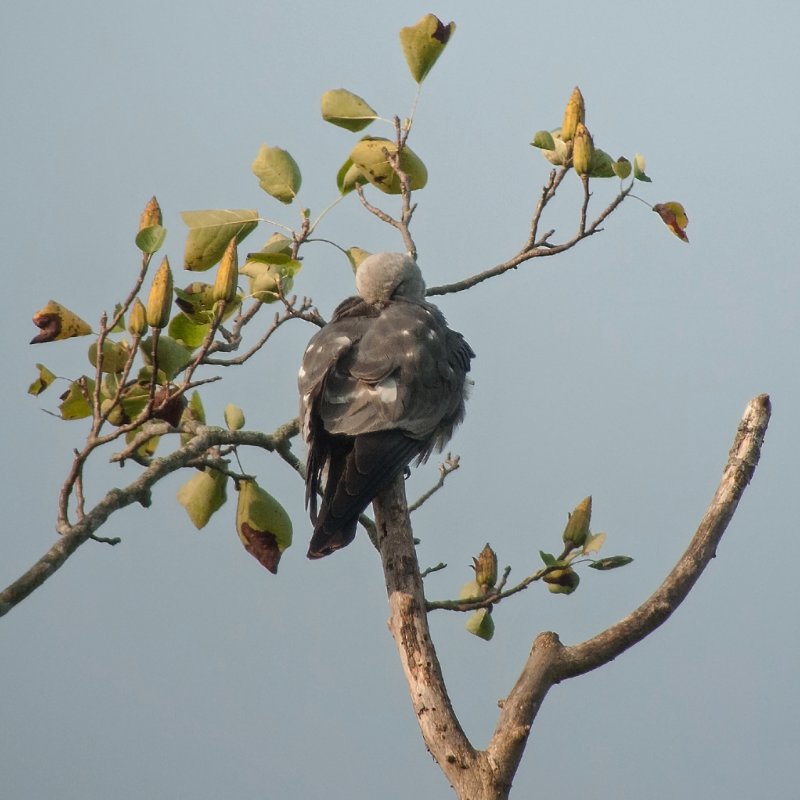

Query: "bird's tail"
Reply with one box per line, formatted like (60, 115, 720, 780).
(306, 431, 422, 559)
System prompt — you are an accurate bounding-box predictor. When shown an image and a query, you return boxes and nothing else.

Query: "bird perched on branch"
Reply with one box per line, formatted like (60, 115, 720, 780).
(299, 252, 474, 559)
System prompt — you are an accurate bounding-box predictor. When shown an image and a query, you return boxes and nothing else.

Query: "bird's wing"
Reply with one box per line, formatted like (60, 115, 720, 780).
(317, 301, 471, 440)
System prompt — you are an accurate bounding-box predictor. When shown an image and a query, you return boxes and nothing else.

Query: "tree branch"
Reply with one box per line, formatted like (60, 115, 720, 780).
(0, 422, 299, 618)
(485, 393, 771, 780)
(373, 477, 483, 788)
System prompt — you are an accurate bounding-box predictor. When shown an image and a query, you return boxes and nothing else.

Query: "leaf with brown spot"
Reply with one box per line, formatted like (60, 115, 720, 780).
(236, 479, 293, 574)
(31, 301, 92, 344)
(653, 201, 689, 242)
(28, 363, 56, 396)
(399, 14, 456, 83)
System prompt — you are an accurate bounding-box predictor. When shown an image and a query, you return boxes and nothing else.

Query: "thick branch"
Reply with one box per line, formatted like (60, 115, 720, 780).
(373, 478, 484, 789)
(485, 393, 771, 780)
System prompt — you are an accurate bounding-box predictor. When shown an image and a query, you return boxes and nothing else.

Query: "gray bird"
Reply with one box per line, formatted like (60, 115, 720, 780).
(299, 252, 474, 559)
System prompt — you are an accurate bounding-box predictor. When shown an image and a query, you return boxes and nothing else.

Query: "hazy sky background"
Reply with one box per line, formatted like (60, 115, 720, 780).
(2, 2, 798, 798)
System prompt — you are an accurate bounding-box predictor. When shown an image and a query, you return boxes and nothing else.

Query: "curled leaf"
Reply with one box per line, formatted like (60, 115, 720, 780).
(633, 153, 652, 182)
(236, 479, 293, 574)
(653, 201, 689, 242)
(177, 468, 228, 530)
(613, 156, 632, 180)
(31, 301, 92, 344)
(28, 363, 56, 396)
(321, 89, 378, 132)
(465, 608, 494, 641)
(58, 377, 95, 420)
(589, 555, 634, 571)
(224, 403, 245, 431)
(531, 130, 556, 150)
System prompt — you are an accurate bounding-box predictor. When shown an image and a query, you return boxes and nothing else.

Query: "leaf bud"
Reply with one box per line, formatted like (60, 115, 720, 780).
(572, 122, 594, 176)
(139, 196, 163, 231)
(562, 496, 592, 550)
(213, 237, 239, 303)
(561, 86, 585, 142)
(472, 543, 498, 588)
(145, 256, 174, 329)
(127, 297, 148, 336)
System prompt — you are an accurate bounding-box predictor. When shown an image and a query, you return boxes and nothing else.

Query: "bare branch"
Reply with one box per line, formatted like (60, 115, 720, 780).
(408, 454, 461, 513)
(427, 180, 633, 298)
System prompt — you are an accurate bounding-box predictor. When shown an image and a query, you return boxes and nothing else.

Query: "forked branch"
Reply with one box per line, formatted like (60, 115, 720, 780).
(377, 394, 770, 799)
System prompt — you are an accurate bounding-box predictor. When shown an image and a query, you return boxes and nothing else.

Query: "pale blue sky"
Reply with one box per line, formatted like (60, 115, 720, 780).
(2, 2, 798, 798)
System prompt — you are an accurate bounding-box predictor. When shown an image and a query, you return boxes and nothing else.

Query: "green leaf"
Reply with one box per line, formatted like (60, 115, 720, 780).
(224, 403, 245, 431)
(349, 137, 428, 195)
(236, 479, 293, 574)
(458, 580, 483, 601)
(587, 148, 616, 178)
(58, 377, 95, 420)
(613, 156, 632, 180)
(336, 157, 367, 196)
(28, 363, 56, 396)
(88, 339, 131, 374)
(633, 153, 652, 182)
(135, 224, 167, 254)
(181, 209, 259, 272)
(31, 300, 92, 344)
(110, 304, 126, 333)
(126, 426, 159, 458)
(239, 250, 301, 303)
(140, 335, 194, 381)
(398, 14, 456, 84)
(251, 144, 302, 204)
(540, 132, 569, 166)
(168, 314, 211, 349)
(539, 550, 557, 567)
(177, 468, 228, 530)
(589, 555, 634, 571)
(531, 130, 556, 150)
(320, 89, 378, 132)
(345, 247, 372, 272)
(465, 608, 494, 641)
(582, 531, 607, 556)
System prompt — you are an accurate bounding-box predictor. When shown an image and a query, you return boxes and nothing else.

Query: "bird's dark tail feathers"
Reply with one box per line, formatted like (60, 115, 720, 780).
(306, 430, 423, 559)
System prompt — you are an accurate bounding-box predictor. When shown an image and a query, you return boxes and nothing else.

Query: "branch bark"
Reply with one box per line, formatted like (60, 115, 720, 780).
(0, 421, 300, 618)
(377, 394, 770, 799)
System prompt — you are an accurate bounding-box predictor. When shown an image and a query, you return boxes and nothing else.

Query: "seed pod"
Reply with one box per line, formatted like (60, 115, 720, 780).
(145, 256, 174, 329)
(561, 86, 585, 142)
(472, 543, 498, 588)
(572, 122, 594, 176)
(138, 196, 163, 230)
(562, 496, 592, 550)
(213, 238, 239, 303)
(128, 298, 147, 336)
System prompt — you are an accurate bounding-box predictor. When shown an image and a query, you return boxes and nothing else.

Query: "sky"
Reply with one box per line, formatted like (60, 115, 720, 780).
(2, 1, 798, 798)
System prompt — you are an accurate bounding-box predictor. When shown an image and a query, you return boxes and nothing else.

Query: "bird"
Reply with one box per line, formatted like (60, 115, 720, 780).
(298, 251, 474, 559)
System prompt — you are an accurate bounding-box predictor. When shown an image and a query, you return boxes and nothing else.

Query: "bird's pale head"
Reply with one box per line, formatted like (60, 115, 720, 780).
(355, 252, 426, 306)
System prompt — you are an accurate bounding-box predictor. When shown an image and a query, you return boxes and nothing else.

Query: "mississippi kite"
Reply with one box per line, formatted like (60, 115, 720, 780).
(299, 252, 475, 559)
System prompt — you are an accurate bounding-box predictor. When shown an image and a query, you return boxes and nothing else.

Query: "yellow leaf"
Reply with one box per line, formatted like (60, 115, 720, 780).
(653, 201, 689, 242)
(30, 301, 92, 344)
